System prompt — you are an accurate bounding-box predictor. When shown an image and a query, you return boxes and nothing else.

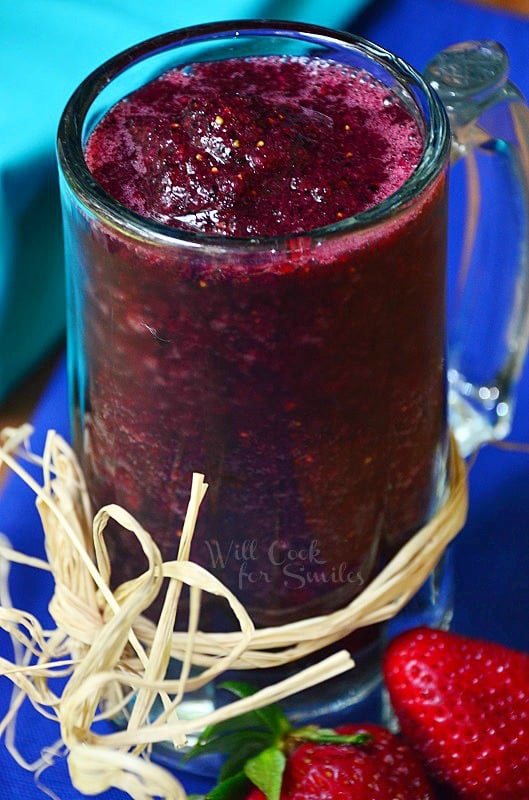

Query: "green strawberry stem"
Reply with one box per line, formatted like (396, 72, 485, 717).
(289, 726, 373, 746)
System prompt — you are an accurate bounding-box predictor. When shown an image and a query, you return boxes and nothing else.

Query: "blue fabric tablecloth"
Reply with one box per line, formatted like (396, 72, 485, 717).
(1, 0, 529, 798)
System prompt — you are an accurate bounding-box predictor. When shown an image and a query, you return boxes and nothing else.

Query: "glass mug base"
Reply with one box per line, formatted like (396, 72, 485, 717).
(112, 553, 454, 777)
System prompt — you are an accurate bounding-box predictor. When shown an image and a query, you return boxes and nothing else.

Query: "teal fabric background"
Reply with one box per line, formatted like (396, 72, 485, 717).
(0, 0, 371, 402)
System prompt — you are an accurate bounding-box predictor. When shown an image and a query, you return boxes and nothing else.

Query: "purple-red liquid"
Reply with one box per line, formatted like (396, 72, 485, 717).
(79, 56, 447, 629)
(86, 57, 423, 236)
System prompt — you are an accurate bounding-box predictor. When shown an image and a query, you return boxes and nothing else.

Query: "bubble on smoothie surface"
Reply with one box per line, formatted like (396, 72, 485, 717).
(85, 56, 424, 237)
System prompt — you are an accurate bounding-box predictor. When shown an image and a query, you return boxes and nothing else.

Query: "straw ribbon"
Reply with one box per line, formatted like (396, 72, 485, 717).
(0, 424, 468, 799)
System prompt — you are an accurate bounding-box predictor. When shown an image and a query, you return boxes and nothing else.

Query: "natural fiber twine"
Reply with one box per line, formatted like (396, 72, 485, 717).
(0, 424, 468, 799)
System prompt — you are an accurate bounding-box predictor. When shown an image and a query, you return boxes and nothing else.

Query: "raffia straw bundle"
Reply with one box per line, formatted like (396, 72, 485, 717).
(0, 424, 468, 799)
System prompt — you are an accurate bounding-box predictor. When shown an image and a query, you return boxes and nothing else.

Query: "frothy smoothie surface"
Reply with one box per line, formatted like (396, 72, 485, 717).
(85, 56, 424, 237)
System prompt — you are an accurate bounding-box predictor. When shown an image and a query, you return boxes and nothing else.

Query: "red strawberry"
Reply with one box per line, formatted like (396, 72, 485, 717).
(244, 723, 434, 800)
(384, 626, 529, 799)
(187, 682, 435, 800)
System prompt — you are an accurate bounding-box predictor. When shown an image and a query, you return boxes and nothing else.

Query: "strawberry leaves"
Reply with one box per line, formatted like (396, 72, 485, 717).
(186, 682, 289, 799)
(218, 732, 274, 783)
(217, 681, 291, 734)
(190, 772, 250, 800)
(186, 682, 375, 800)
(244, 747, 286, 800)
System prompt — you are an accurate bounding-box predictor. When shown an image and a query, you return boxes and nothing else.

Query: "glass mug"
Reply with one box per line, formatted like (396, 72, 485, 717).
(57, 22, 529, 742)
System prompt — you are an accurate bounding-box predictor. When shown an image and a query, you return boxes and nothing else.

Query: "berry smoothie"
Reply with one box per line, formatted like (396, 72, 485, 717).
(78, 55, 447, 630)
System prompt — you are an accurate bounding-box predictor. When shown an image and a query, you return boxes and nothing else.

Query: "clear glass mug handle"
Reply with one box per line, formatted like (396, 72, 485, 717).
(424, 41, 529, 456)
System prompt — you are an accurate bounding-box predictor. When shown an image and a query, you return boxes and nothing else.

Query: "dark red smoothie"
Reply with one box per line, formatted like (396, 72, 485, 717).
(79, 55, 447, 629)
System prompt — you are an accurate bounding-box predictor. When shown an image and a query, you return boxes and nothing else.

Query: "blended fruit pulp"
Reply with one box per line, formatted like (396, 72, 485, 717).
(76, 55, 447, 629)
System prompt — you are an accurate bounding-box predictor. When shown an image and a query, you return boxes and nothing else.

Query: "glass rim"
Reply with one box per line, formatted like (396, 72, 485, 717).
(57, 18, 451, 250)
